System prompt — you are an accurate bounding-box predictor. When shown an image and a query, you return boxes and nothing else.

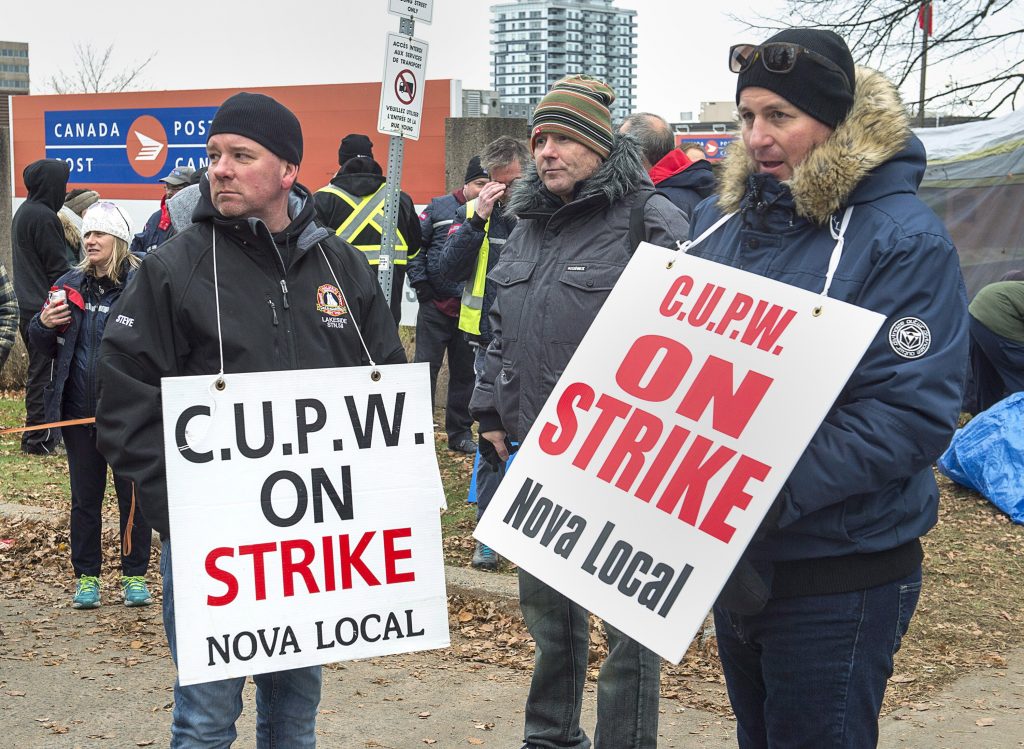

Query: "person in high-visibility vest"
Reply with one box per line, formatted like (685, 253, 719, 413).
(314, 134, 422, 324)
(438, 136, 529, 571)
(407, 156, 491, 458)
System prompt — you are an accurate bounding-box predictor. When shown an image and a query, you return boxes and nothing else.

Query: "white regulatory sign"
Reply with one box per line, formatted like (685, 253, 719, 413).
(388, 0, 433, 24)
(378, 33, 429, 141)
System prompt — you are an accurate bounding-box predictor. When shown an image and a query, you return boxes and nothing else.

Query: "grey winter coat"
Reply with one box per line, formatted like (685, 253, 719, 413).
(470, 135, 691, 441)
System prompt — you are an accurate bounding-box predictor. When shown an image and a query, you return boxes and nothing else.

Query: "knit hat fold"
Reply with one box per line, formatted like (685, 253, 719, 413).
(82, 201, 133, 244)
(530, 75, 616, 159)
(338, 133, 374, 166)
(464, 155, 488, 183)
(208, 92, 303, 164)
(736, 28, 856, 128)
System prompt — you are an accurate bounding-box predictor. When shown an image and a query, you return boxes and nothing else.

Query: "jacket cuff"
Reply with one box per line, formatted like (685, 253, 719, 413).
(469, 213, 488, 231)
(476, 410, 504, 435)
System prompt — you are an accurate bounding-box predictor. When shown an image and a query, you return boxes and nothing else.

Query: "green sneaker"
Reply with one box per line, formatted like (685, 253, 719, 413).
(121, 576, 153, 607)
(72, 575, 101, 609)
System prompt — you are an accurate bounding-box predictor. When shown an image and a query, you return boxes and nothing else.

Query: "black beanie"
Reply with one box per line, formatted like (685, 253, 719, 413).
(338, 134, 374, 166)
(464, 155, 488, 183)
(209, 92, 303, 164)
(736, 29, 856, 128)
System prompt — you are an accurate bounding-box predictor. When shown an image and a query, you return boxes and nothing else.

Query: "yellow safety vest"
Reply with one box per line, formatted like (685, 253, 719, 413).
(458, 199, 490, 336)
(316, 183, 410, 265)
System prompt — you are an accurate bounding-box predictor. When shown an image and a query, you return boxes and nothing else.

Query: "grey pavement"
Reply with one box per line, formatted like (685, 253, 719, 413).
(2, 501, 1022, 747)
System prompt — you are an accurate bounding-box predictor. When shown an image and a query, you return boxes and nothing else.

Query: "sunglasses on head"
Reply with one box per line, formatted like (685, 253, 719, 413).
(729, 42, 851, 93)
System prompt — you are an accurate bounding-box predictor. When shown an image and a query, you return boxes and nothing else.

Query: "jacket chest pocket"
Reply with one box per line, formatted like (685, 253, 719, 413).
(548, 262, 624, 344)
(491, 259, 536, 342)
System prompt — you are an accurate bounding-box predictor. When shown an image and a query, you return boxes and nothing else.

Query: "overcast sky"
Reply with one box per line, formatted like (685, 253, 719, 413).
(5, 1, 792, 120)
(4, 1, 1015, 121)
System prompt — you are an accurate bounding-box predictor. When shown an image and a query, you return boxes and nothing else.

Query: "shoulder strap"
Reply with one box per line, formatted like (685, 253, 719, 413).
(628, 190, 656, 254)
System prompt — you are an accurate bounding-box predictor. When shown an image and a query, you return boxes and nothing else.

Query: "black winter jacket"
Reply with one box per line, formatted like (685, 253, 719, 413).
(29, 262, 134, 422)
(96, 182, 406, 537)
(407, 190, 466, 299)
(439, 201, 517, 344)
(12, 160, 71, 316)
(313, 173, 422, 264)
(649, 151, 716, 221)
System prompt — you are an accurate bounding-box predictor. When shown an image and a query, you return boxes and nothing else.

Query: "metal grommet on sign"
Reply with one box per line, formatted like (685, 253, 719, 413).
(812, 305, 823, 317)
(215, 377, 226, 391)
(370, 369, 382, 382)
(666, 259, 676, 269)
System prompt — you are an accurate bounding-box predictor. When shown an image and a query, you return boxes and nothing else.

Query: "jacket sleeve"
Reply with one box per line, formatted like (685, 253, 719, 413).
(27, 309, 59, 359)
(0, 264, 17, 369)
(468, 224, 511, 435)
(780, 234, 969, 523)
(35, 214, 72, 284)
(439, 204, 482, 284)
(400, 193, 422, 261)
(96, 255, 186, 538)
(405, 202, 431, 286)
(642, 193, 690, 250)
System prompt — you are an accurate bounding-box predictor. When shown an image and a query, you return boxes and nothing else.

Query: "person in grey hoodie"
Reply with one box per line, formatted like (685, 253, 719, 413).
(471, 75, 689, 749)
(12, 158, 71, 454)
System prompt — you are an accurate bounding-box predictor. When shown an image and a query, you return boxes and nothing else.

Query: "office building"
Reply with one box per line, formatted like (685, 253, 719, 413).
(490, 0, 637, 123)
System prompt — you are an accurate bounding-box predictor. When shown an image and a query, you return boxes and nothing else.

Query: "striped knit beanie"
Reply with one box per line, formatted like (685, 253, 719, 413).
(530, 75, 616, 159)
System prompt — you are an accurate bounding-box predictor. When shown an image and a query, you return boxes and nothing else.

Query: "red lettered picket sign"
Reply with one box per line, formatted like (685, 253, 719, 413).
(474, 244, 884, 663)
(162, 363, 449, 686)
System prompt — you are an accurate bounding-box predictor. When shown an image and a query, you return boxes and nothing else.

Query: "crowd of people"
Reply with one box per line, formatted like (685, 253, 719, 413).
(0, 23, 1018, 749)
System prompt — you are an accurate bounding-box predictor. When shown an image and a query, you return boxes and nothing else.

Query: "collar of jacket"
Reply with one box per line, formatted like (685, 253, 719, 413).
(193, 180, 330, 255)
(330, 172, 386, 197)
(718, 67, 911, 226)
(505, 133, 650, 220)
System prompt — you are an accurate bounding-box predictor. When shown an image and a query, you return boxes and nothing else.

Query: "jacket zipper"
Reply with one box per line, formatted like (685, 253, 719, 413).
(267, 298, 279, 326)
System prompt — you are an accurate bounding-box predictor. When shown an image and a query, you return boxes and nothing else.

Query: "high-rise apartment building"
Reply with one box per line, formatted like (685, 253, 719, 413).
(490, 0, 637, 123)
(0, 41, 30, 126)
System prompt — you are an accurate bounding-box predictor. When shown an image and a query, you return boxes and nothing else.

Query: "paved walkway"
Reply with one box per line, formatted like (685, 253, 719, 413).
(2, 501, 1022, 746)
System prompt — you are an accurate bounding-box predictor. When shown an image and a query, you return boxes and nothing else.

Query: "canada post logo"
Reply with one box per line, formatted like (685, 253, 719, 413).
(45, 106, 218, 184)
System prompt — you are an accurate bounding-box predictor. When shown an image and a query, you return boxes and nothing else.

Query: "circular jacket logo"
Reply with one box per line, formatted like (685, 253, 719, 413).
(888, 317, 931, 359)
(316, 284, 348, 317)
(126, 115, 168, 178)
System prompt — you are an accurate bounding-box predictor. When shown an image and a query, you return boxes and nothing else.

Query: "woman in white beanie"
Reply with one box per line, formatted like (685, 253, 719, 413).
(29, 201, 154, 610)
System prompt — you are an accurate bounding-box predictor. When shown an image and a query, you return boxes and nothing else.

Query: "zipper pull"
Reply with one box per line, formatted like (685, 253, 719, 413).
(267, 298, 279, 326)
(280, 279, 290, 309)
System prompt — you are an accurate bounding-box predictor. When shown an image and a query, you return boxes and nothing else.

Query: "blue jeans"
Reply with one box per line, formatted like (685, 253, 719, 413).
(519, 568, 660, 748)
(161, 541, 321, 748)
(713, 567, 922, 749)
(473, 344, 504, 520)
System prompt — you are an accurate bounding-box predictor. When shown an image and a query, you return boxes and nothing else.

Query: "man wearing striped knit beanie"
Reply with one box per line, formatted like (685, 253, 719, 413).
(470, 75, 689, 749)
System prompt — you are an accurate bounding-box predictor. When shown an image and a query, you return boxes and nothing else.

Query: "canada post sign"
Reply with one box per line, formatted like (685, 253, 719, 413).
(45, 106, 218, 184)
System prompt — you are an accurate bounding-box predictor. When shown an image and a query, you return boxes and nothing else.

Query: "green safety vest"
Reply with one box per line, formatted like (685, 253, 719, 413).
(316, 183, 409, 265)
(458, 199, 490, 336)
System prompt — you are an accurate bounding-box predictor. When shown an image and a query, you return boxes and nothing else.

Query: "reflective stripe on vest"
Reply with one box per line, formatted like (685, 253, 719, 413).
(458, 199, 490, 335)
(316, 184, 409, 265)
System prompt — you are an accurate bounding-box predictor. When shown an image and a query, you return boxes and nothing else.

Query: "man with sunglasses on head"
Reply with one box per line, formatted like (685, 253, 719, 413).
(689, 28, 968, 748)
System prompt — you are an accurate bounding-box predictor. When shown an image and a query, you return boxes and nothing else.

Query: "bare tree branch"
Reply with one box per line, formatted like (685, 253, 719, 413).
(48, 43, 156, 94)
(739, 0, 1024, 117)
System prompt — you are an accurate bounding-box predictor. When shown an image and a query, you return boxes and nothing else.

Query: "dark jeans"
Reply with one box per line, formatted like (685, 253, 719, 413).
(472, 345, 503, 520)
(414, 300, 474, 443)
(161, 541, 321, 748)
(518, 568, 661, 748)
(18, 315, 59, 454)
(713, 566, 922, 749)
(64, 423, 152, 577)
(967, 315, 1024, 413)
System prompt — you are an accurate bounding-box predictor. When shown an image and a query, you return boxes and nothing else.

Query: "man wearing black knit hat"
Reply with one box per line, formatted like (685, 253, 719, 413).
(96, 91, 405, 748)
(686, 29, 968, 748)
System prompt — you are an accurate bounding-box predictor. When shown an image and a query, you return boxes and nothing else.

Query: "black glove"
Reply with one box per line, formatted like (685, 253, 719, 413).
(412, 282, 436, 304)
(478, 434, 516, 471)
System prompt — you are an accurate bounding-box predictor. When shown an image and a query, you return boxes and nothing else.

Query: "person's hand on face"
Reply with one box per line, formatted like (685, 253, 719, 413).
(475, 181, 507, 220)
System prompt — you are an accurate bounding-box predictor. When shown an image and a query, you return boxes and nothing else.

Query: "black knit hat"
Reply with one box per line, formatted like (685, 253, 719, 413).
(209, 92, 303, 164)
(736, 28, 856, 128)
(464, 155, 488, 183)
(338, 133, 374, 166)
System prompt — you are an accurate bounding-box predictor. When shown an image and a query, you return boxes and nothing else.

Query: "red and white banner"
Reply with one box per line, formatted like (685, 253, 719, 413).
(474, 244, 884, 663)
(163, 363, 449, 686)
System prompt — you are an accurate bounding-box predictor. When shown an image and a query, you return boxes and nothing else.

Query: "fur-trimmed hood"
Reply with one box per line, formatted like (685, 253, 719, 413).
(718, 67, 912, 225)
(505, 133, 650, 219)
